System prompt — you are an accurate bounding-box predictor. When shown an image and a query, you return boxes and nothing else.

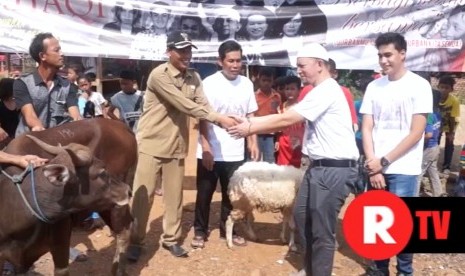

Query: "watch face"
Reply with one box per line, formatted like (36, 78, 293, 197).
(381, 158, 389, 167)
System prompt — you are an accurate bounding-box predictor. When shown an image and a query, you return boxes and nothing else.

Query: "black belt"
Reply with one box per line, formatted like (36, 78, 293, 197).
(311, 159, 357, 168)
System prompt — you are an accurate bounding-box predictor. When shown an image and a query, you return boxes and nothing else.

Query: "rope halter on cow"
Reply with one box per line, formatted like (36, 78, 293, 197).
(1, 162, 51, 223)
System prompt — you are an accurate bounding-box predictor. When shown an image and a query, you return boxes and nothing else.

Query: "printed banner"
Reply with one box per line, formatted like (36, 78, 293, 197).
(1, 0, 465, 71)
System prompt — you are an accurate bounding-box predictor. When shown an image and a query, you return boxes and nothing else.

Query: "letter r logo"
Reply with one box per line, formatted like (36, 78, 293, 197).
(363, 206, 395, 244)
(343, 190, 413, 260)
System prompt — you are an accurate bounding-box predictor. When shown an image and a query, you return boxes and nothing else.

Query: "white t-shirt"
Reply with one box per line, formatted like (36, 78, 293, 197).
(360, 71, 432, 175)
(196, 72, 258, 161)
(292, 78, 359, 160)
(88, 92, 107, 116)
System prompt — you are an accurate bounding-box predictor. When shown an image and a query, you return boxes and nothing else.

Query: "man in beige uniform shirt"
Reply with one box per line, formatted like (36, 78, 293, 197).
(127, 32, 238, 260)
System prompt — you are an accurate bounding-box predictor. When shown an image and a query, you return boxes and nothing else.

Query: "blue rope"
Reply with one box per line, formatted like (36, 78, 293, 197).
(2, 163, 51, 223)
(30, 163, 50, 222)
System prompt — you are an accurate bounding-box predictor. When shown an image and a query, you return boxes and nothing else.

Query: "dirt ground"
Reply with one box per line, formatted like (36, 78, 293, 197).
(30, 111, 465, 276)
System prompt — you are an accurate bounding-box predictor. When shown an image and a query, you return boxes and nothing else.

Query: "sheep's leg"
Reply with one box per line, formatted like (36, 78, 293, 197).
(244, 212, 257, 241)
(288, 213, 298, 252)
(280, 210, 288, 244)
(226, 215, 234, 249)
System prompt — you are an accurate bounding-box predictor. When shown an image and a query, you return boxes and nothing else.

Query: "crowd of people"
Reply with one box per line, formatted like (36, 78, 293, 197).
(0, 28, 464, 276)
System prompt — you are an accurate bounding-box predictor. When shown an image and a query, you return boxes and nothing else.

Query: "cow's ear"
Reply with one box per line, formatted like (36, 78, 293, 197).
(42, 165, 70, 186)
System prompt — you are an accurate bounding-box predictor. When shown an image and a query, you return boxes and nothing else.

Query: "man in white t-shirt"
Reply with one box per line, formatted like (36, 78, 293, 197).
(360, 32, 432, 276)
(228, 43, 359, 276)
(191, 40, 259, 249)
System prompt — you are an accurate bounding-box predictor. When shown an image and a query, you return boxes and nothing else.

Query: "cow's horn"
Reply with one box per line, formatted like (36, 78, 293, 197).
(61, 143, 93, 166)
(26, 135, 64, 155)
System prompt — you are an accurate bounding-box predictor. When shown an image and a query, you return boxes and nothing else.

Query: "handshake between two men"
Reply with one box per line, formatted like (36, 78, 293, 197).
(214, 115, 254, 139)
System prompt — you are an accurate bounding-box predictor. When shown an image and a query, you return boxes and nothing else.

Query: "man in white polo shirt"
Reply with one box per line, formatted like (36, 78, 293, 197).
(228, 43, 359, 276)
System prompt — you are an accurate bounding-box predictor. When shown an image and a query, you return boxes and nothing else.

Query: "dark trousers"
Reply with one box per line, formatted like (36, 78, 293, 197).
(193, 159, 244, 238)
(439, 132, 454, 169)
(294, 166, 358, 276)
(257, 134, 275, 163)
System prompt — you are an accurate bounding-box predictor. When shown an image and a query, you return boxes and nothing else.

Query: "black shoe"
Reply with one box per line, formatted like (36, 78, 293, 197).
(364, 266, 388, 276)
(162, 244, 188, 258)
(126, 245, 142, 262)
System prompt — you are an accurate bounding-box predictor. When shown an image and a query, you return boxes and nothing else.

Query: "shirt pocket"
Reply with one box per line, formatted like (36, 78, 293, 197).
(184, 84, 196, 100)
(51, 90, 67, 117)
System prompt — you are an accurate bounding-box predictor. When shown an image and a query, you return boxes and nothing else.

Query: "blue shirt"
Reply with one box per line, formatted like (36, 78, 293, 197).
(425, 112, 441, 149)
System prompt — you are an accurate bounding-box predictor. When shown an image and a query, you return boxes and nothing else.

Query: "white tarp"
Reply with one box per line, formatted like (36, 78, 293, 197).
(1, 0, 464, 71)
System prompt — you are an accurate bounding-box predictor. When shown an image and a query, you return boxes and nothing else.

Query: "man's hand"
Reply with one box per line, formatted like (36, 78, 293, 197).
(202, 150, 214, 171)
(248, 142, 260, 161)
(227, 118, 251, 139)
(369, 173, 386, 190)
(15, 155, 48, 169)
(365, 157, 383, 175)
(31, 126, 45, 132)
(217, 114, 240, 129)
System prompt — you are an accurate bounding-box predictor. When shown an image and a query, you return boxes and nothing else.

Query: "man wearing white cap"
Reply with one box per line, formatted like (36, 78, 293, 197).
(228, 43, 359, 276)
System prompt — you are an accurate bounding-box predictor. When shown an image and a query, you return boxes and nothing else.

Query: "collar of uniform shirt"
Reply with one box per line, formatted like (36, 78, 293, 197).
(166, 62, 193, 79)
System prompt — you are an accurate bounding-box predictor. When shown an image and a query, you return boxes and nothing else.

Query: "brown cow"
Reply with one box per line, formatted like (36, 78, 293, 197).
(0, 135, 131, 276)
(4, 118, 138, 276)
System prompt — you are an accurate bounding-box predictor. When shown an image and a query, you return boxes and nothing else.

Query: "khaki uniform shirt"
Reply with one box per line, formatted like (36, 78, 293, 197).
(137, 62, 219, 158)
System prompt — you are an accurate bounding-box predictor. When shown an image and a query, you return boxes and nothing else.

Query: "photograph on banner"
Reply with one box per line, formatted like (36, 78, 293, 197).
(0, 0, 464, 71)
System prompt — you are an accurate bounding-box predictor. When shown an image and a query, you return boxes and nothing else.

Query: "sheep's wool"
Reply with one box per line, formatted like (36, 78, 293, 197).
(228, 162, 304, 213)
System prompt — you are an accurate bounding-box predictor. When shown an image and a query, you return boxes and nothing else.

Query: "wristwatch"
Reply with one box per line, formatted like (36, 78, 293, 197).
(380, 157, 391, 168)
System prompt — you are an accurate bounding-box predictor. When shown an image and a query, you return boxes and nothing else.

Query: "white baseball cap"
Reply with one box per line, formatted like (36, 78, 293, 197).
(296, 43, 329, 62)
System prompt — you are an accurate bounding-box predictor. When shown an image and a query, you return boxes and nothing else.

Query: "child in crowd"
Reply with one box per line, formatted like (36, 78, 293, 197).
(417, 112, 444, 197)
(273, 76, 287, 103)
(66, 63, 84, 86)
(275, 76, 304, 168)
(254, 67, 280, 163)
(78, 75, 108, 118)
(78, 90, 89, 117)
(107, 70, 143, 133)
(438, 76, 460, 173)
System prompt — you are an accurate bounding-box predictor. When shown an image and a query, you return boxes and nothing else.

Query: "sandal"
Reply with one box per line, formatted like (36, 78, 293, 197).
(232, 235, 247, 247)
(69, 247, 88, 262)
(190, 236, 205, 249)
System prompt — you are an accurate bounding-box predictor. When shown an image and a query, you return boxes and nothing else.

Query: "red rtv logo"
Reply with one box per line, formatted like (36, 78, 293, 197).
(415, 210, 450, 240)
(343, 190, 452, 260)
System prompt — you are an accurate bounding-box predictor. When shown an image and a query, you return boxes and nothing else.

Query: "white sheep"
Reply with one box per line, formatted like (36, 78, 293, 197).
(226, 161, 304, 251)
